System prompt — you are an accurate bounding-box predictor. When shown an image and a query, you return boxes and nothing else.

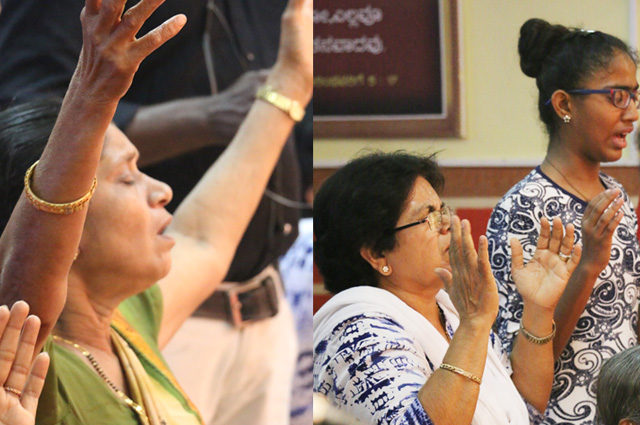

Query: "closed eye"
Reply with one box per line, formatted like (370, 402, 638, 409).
(120, 171, 138, 185)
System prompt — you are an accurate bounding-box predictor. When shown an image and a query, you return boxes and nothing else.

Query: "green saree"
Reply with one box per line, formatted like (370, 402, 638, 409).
(35, 285, 202, 425)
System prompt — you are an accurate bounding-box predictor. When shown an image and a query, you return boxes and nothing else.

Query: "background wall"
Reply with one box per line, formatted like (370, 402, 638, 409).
(313, 0, 640, 309)
(314, 0, 639, 168)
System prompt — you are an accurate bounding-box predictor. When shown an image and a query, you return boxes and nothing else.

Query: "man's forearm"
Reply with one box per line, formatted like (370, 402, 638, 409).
(125, 97, 236, 167)
(125, 69, 270, 167)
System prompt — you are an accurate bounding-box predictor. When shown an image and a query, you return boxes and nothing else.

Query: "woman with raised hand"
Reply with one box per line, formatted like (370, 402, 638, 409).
(0, 302, 49, 425)
(486, 19, 639, 424)
(313, 152, 580, 425)
(0, 0, 312, 422)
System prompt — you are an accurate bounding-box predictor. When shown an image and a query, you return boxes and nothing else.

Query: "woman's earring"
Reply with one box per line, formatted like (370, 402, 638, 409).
(563, 115, 571, 123)
(73, 250, 79, 261)
(381, 265, 391, 275)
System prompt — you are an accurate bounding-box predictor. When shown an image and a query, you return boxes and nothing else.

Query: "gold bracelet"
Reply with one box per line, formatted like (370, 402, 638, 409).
(439, 363, 482, 385)
(519, 320, 556, 345)
(256, 85, 305, 122)
(24, 160, 97, 215)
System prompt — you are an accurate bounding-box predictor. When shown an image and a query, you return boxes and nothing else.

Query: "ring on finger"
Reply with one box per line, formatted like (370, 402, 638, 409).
(4, 386, 22, 398)
(558, 252, 571, 263)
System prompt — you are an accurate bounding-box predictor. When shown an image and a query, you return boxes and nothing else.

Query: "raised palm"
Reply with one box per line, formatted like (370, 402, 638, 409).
(511, 217, 581, 311)
(0, 397, 39, 425)
(0, 302, 49, 425)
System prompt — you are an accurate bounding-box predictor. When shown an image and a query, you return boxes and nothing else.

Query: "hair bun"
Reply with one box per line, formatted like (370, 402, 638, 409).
(518, 18, 570, 78)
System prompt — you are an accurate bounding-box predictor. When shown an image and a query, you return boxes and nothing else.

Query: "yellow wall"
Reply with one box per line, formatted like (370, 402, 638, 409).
(314, 0, 638, 167)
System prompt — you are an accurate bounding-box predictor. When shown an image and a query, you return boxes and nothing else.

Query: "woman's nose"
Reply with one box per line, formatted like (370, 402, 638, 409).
(149, 177, 173, 207)
(624, 98, 639, 122)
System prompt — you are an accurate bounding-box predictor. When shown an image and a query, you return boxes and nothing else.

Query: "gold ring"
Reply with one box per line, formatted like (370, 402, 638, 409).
(4, 386, 22, 397)
(558, 252, 571, 263)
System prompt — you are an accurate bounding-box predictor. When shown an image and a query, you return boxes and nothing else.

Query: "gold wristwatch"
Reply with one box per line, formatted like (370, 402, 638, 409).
(256, 85, 305, 122)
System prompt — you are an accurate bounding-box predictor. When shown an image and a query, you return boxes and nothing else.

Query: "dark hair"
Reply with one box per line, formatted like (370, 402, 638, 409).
(313, 151, 444, 294)
(596, 346, 640, 425)
(0, 98, 61, 233)
(518, 18, 637, 137)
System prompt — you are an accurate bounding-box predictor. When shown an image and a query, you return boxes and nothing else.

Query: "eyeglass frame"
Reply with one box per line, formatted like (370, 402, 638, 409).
(544, 88, 640, 109)
(393, 205, 452, 233)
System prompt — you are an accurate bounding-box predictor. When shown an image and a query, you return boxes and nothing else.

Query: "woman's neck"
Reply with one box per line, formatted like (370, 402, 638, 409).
(53, 296, 132, 396)
(379, 279, 448, 339)
(541, 143, 604, 201)
(54, 276, 122, 352)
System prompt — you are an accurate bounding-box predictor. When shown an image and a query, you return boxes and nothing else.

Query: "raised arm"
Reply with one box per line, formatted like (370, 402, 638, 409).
(126, 70, 270, 166)
(157, 0, 312, 346)
(0, 0, 264, 168)
(422, 217, 499, 424)
(509, 217, 581, 412)
(0, 0, 185, 352)
(552, 189, 623, 359)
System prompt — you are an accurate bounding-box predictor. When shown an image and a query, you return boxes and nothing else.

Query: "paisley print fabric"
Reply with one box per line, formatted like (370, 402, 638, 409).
(487, 167, 640, 425)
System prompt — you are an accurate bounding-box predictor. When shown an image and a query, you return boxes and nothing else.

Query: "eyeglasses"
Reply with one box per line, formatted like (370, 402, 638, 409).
(394, 206, 452, 233)
(545, 88, 639, 109)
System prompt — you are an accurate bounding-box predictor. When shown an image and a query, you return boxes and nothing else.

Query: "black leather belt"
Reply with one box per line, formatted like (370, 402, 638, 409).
(194, 265, 280, 327)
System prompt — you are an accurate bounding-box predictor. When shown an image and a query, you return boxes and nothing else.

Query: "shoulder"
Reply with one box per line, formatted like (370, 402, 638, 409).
(599, 171, 622, 188)
(487, 171, 543, 241)
(490, 169, 545, 222)
(314, 312, 428, 374)
(314, 313, 432, 425)
(492, 168, 551, 211)
(600, 172, 632, 201)
(316, 313, 415, 353)
(36, 337, 134, 424)
(599, 171, 637, 216)
(314, 288, 435, 378)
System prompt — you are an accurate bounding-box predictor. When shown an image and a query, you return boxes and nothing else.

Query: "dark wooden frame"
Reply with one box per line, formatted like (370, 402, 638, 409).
(314, 0, 462, 139)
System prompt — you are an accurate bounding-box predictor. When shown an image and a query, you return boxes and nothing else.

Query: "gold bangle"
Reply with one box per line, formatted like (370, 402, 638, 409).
(24, 160, 97, 215)
(439, 363, 482, 385)
(255, 85, 305, 122)
(519, 320, 556, 345)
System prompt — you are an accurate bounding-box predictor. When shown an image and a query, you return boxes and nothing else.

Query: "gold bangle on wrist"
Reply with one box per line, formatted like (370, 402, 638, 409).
(24, 160, 97, 215)
(519, 320, 556, 345)
(255, 85, 305, 122)
(439, 363, 482, 385)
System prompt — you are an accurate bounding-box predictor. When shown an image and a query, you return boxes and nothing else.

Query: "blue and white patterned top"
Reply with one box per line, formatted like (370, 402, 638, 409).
(313, 310, 542, 424)
(487, 167, 640, 425)
(280, 218, 313, 425)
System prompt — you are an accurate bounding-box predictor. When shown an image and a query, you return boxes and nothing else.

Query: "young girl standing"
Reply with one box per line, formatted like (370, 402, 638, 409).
(487, 18, 640, 424)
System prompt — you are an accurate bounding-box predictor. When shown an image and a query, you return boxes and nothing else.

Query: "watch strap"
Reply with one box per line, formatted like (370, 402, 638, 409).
(255, 85, 305, 122)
